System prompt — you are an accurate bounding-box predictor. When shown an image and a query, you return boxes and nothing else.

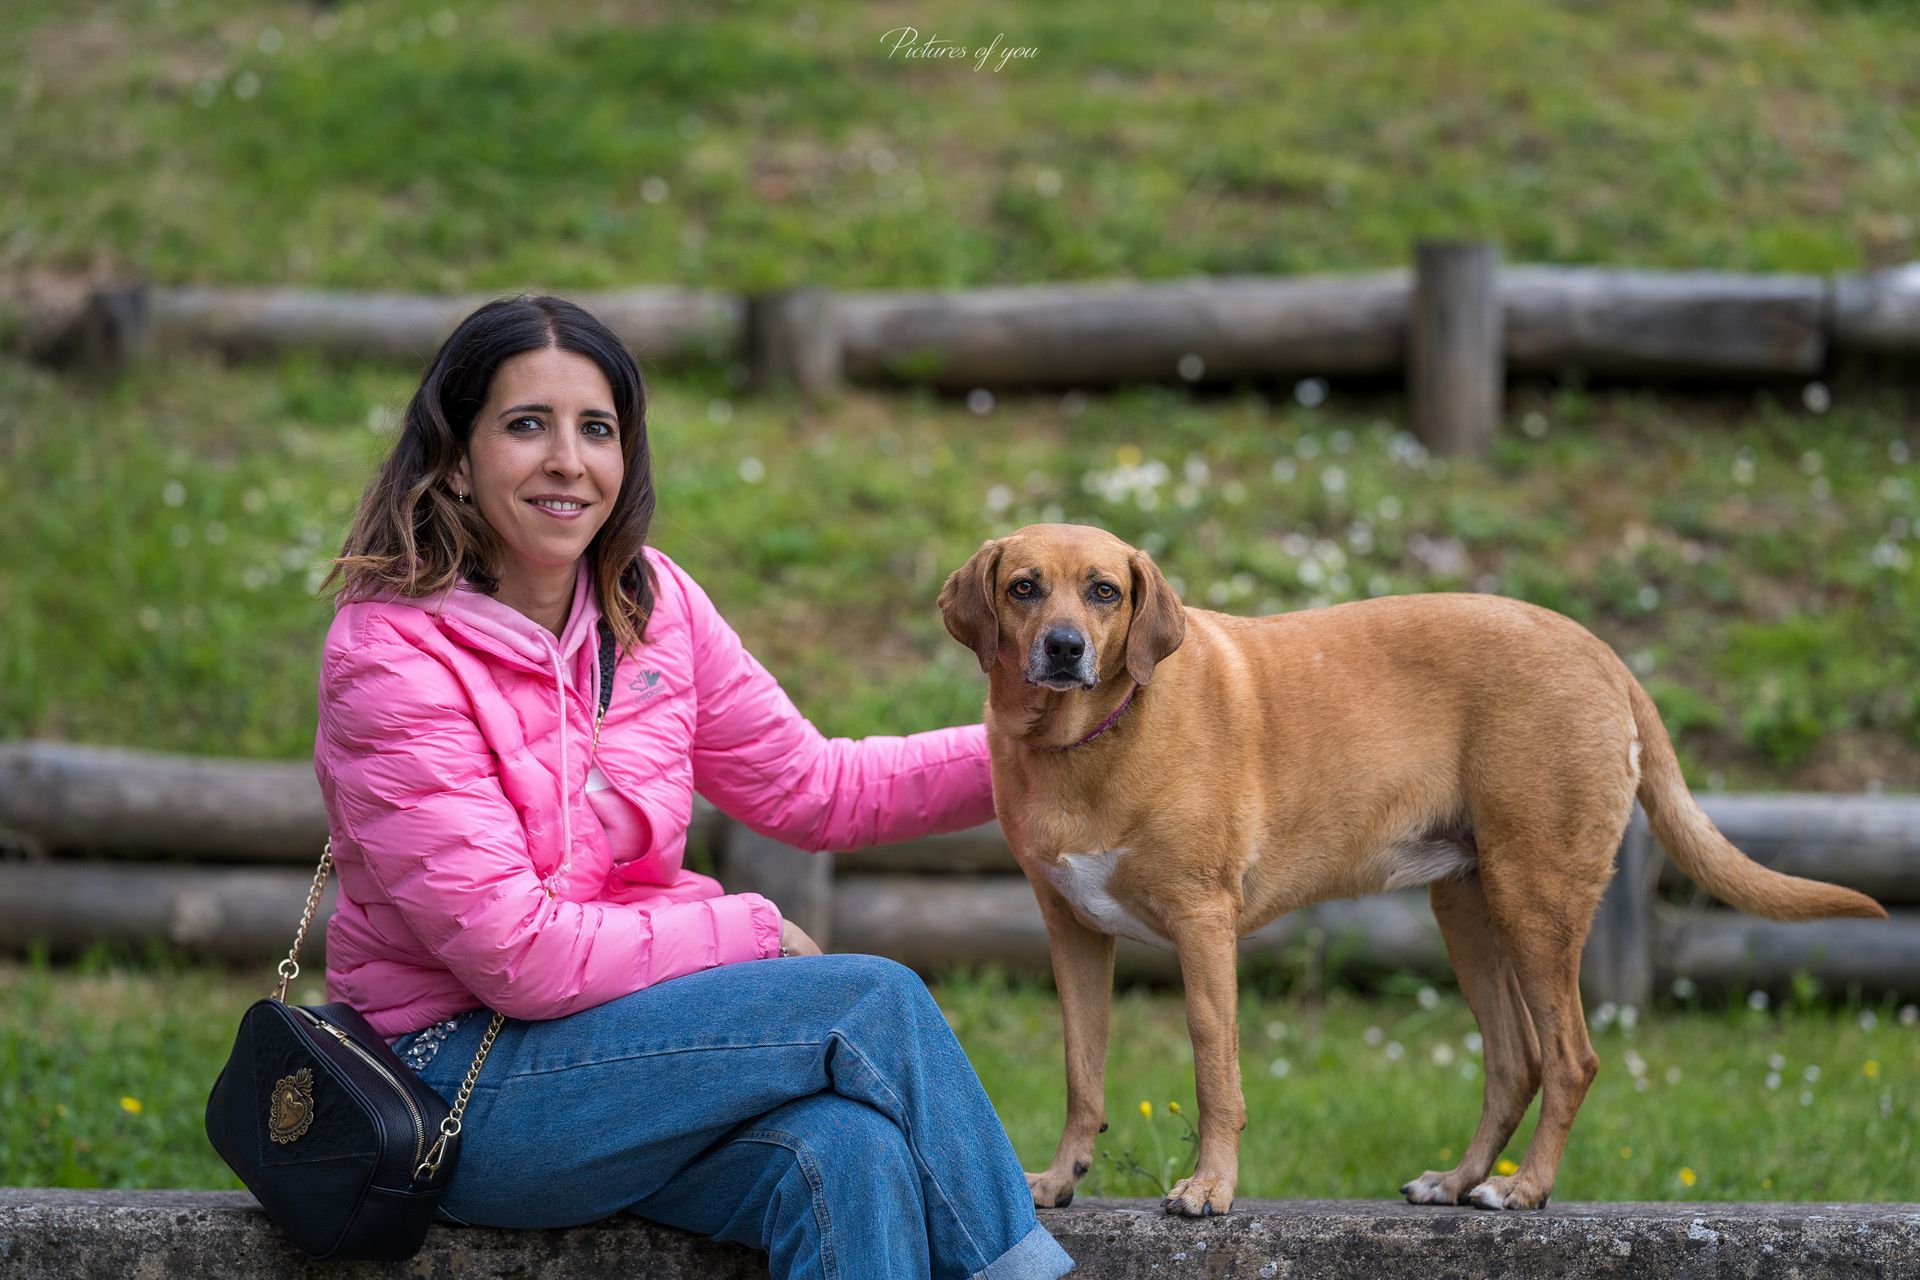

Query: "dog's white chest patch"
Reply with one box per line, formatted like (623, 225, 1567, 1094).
(1042, 848, 1168, 947)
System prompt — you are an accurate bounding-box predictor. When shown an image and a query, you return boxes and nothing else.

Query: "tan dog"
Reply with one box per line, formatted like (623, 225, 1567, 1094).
(938, 523, 1884, 1217)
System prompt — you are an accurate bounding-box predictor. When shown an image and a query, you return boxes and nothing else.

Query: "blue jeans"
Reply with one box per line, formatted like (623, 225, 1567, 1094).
(389, 954, 1074, 1280)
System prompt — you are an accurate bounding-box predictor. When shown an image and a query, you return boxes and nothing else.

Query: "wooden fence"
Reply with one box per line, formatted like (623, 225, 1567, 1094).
(2, 740, 1914, 1007)
(32, 254, 1920, 456)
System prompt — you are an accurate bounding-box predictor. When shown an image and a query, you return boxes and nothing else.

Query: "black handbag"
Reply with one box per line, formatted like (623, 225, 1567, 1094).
(203, 843, 506, 1261)
(205, 618, 618, 1259)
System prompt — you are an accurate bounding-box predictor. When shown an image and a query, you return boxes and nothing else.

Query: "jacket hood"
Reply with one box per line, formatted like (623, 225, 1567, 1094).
(344, 559, 603, 673)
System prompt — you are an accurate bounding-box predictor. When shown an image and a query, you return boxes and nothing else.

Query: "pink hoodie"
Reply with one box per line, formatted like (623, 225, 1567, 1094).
(315, 547, 993, 1037)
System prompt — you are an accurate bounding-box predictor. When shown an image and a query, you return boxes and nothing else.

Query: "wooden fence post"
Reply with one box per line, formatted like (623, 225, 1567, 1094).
(46, 285, 150, 377)
(718, 821, 835, 951)
(1410, 241, 1502, 457)
(1583, 804, 1658, 1010)
(745, 288, 841, 402)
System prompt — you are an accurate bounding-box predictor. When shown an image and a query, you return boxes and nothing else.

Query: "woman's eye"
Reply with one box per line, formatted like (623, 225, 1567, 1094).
(510, 416, 543, 432)
(583, 420, 616, 439)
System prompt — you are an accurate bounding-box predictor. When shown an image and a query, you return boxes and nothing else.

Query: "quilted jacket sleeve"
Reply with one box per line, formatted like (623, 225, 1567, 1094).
(664, 556, 996, 853)
(318, 620, 781, 1021)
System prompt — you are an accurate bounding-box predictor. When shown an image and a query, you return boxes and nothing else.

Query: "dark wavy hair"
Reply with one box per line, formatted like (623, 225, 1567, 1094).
(320, 295, 658, 651)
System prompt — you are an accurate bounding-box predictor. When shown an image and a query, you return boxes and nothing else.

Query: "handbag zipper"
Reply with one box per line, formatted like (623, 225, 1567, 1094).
(294, 1006, 427, 1174)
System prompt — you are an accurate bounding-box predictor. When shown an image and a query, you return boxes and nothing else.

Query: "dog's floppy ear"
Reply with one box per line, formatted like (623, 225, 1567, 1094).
(1125, 549, 1186, 686)
(939, 539, 1005, 674)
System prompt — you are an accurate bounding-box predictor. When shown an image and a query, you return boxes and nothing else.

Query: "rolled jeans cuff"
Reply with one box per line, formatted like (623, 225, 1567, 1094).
(969, 1220, 1075, 1280)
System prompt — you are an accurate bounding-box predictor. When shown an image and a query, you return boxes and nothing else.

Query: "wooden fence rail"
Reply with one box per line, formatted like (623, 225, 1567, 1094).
(34, 260, 1920, 395)
(3, 741, 1917, 1005)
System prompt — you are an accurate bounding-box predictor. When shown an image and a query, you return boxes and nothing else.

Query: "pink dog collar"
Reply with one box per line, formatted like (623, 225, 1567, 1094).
(1045, 684, 1139, 752)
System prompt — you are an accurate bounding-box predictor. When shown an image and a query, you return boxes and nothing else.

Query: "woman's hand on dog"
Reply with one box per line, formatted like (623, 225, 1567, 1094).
(780, 919, 825, 957)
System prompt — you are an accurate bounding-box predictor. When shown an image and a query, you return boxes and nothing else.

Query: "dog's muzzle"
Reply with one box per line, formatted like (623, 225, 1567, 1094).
(1026, 626, 1097, 691)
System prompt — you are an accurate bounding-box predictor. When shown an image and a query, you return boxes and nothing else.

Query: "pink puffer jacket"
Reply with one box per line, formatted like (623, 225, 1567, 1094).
(315, 547, 993, 1037)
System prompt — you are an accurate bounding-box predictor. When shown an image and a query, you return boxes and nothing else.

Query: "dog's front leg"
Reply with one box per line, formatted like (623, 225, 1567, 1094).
(1165, 906, 1244, 1216)
(1027, 879, 1116, 1209)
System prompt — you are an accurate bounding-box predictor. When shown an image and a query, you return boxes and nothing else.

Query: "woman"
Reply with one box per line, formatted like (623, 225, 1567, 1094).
(314, 295, 1074, 1280)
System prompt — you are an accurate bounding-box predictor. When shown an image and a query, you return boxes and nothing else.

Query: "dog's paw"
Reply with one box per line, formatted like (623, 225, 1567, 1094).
(1465, 1174, 1551, 1211)
(1026, 1168, 1078, 1210)
(1162, 1174, 1234, 1218)
(1400, 1170, 1466, 1206)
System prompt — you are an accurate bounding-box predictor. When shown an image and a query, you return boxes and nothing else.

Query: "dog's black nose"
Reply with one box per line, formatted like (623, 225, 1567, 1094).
(1043, 628, 1086, 665)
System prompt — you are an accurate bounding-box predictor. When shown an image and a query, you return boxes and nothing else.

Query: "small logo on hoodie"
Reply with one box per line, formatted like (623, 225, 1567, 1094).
(629, 669, 665, 699)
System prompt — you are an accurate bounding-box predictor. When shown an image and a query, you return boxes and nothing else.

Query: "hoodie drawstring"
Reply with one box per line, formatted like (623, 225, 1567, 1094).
(543, 646, 572, 898)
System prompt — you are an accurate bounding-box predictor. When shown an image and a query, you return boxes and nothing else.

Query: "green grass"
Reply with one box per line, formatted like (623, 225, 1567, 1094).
(5, 953, 1915, 1201)
(2, 350, 1916, 789)
(3, 0, 1919, 292)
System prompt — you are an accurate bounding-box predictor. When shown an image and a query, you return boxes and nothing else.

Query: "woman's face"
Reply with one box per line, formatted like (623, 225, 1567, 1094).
(452, 345, 625, 601)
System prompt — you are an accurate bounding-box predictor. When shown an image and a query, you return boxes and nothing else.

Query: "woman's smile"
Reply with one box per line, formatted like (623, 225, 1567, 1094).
(526, 496, 592, 519)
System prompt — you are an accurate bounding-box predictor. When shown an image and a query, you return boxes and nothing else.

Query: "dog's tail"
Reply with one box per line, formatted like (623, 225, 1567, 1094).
(1629, 681, 1885, 922)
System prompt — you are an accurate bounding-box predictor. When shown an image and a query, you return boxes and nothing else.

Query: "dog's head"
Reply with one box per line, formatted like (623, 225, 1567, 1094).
(938, 524, 1186, 690)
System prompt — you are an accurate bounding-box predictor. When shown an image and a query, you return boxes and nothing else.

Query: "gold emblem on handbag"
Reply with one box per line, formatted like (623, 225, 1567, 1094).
(268, 1067, 316, 1144)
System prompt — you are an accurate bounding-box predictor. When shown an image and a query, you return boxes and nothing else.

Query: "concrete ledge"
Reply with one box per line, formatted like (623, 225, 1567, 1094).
(3, 1189, 1918, 1278)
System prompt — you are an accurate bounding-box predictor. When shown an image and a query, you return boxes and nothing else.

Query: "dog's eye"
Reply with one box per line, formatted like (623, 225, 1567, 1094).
(1092, 583, 1119, 602)
(1009, 580, 1036, 599)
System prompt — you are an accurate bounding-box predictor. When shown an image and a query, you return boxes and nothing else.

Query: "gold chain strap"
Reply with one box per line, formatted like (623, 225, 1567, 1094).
(414, 1009, 505, 1180)
(275, 841, 334, 1001)
(275, 837, 507, 1183)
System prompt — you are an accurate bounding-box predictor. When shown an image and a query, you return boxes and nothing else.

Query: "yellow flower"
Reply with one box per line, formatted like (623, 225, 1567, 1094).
(1495, 1158, 1518, 1176)
(1117, 444, 1144, 467)
(1437, 1147, 1452, 1162)
(1864, 1060, 1880, 1078)
(55, 1103, 69, 1118)
(119, 1096, 143, 1114)
(1679, 1167, 1697, 1187)
(1619, 1146, 1632, 1159)
(1762, 1177, 1773, 1189)
(1139, 1100, 1153, 1119)
(1167, 1101, 1181, 1114)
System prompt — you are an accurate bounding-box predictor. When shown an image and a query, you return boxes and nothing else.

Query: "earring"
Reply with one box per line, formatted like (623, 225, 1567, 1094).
(455, 489, 469, 503)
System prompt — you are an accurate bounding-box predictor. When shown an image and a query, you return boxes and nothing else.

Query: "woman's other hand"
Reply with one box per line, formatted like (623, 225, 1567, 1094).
(780, 919, 825, 958)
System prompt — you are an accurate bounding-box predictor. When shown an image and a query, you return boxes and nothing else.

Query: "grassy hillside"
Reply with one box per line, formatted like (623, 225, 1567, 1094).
(2, 1, 1916, 785)
(3, 0, 1918, 291)
(2, 351, 1915, 789)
